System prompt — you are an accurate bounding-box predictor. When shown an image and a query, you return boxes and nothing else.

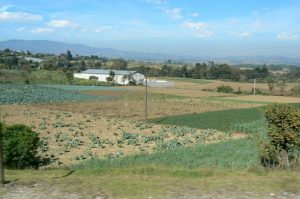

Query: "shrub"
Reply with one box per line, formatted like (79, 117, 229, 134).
(217, 85, 233, 93)
(291, 85, 300, 96)
(261, 104, 300, 168)
(265, 104, 300, 150)
(2, 124, 40, 169)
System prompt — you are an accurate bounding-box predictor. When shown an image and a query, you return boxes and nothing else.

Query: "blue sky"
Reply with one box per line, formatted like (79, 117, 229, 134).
(1, 0, 300, 57)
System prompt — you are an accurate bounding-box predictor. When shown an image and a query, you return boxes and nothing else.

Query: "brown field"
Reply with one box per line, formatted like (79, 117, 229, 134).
(0, 104, 243, 167)
(196, 81, 298, 93)
(36, 93, 261, 120)
(224, 95, 300, 103)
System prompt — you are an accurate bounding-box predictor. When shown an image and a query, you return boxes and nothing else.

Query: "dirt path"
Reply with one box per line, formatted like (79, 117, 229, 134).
(2, 183, 300, 199)
(2, 183, 108, 199)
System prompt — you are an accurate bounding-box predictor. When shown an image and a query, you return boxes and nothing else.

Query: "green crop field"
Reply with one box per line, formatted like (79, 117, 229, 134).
(71, 137, 260, 170)
(40, 84, 124, 91)
(152, 107, 265, 132)
(0, 83, 111, 104)
(162, 77, 214, 84)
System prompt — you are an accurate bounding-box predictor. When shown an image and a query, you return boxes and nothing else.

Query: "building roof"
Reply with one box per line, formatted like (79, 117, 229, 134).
(81, 69, 137, 76)
(24, 57, 45, 63)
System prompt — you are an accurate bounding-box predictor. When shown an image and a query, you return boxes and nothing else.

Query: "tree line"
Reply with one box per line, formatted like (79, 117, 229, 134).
(1, 48, 300, 83)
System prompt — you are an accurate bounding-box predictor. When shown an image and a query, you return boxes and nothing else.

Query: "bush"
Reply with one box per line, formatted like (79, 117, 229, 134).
(2, 124, 40, 169)
(261, 104, 300, 168)
(265, 104, 300, 150)
(291, 85, 300, 96)
(217, 85, 234, 93)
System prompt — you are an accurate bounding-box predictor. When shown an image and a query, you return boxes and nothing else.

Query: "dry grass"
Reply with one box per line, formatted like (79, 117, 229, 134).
(196, 81, 298, 93)
(224, 95, 300, 103)
(35, 96, 261, 120)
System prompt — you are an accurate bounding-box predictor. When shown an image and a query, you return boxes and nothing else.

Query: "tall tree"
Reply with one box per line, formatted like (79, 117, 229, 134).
(111, 59, 127, 70)
(66, 50, 73, 61)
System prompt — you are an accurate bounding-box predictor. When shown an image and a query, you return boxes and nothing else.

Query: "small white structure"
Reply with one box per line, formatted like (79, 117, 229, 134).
(144, 80, 174, 88)
(74, 69, 144, 85)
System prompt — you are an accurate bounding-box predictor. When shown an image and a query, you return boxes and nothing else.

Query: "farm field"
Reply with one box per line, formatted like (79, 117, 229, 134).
(0, 104, 245, 166)
(151, 107, 266, 132)
(223, 95, 300, 103)
(0, 83, 115, 104)
(1, 78, 300, 198)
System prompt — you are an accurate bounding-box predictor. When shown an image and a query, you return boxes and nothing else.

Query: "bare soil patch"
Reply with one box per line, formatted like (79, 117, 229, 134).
(0, 104, 245, 167)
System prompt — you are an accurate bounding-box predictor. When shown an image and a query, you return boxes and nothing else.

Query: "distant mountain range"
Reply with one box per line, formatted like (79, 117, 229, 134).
(0, 39, 300, 65)
(0, 39, 171, 60)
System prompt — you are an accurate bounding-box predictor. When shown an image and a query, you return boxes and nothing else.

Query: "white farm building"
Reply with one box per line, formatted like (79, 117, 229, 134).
(74, 69, 144, 85)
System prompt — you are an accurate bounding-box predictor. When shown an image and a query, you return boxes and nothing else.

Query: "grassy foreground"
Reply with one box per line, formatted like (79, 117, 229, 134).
(3, 167, 300, 199)
(2, 136, 300, 198)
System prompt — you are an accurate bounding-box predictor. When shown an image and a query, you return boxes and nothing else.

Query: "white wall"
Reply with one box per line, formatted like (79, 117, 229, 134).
(131, 73, 144, 83)
(74, 73, 129, 85)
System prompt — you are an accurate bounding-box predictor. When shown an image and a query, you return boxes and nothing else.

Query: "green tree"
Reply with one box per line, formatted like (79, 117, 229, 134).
(2, 124, 40, 169)
(65, 70, 74, 83)
(66, 50, 73, 60)
(111, 59, 127, 70)
(267, 78, 275, 92)
(180, 65, 189, 78)
(106, 70, 115, 83)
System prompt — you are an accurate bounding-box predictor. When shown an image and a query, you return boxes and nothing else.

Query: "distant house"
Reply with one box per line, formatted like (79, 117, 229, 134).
(23, 57, 45, 63)
(74, 69, 144, 85)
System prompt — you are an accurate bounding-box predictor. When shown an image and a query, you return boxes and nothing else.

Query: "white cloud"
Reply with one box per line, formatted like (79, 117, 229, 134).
(165, 8, 182, 20)
(145, 0, 166, 5)
(48, 19, 79, 28)
(240, 32, 251, 37)
(183, 21, 213, 38)
(0, 11, 43, 21)
(95, 26, 113, 33)
(229, 32, 251, 38)
(277, 32, 299, 40)
(17, 27, 26, 32)
(31, 27, 55, 33)
(189, 12, 199, 18)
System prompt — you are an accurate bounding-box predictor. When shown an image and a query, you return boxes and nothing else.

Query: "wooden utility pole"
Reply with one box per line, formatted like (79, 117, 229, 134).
(0, 122, 4, 185)
(145, 76, 148, 123)
(253, 78, 257, 95)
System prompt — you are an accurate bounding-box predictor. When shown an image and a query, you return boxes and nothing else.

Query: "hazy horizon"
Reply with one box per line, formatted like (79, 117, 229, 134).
(1, 0, 300, 57)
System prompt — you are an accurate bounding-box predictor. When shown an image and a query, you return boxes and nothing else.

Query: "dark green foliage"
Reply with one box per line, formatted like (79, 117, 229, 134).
(261, 104, 300, 167)
(259, 143, 279, 167)
(244, 67, 269, 79)
(2, 124, 40, 169)
(66, 50, 73, 61)
(265, 104, 300, 151)
(217, 85, 234, 93)
(106, 70, 115, 83)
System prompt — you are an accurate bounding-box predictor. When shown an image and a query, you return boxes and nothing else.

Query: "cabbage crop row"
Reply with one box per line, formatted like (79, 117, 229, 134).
(0, 83, 110, 104)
